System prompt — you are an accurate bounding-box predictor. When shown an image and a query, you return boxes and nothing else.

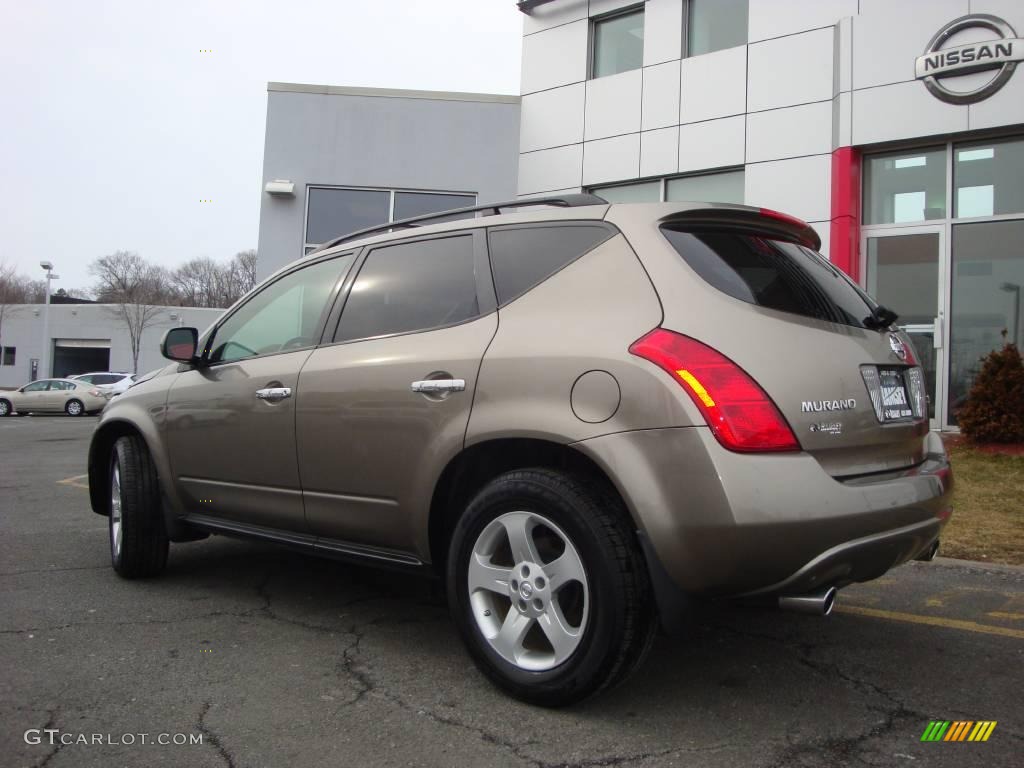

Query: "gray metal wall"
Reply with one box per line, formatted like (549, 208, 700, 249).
(0, 304, 223, 388)
(256, 84, 521, 279)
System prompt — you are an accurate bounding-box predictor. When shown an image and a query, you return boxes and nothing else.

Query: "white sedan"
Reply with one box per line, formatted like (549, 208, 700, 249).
(69, 372, 137, 396)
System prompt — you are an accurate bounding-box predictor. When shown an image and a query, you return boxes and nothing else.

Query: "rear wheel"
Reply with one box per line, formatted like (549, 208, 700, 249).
(65, 399, 84, 416)
(447, 469, 656, 706)
(109, 435, 168, 578)
(0, 399, 11, 417)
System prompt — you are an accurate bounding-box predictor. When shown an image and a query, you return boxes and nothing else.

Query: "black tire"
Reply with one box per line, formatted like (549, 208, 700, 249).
(65, 399, 85, 416)
(0, 398, 11, 417)
(447, 468, 656, 707)
(109, 435, 169, 578)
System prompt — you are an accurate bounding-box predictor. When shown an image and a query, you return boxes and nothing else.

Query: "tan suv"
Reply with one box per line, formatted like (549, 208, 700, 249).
(87, 195, 952, 705)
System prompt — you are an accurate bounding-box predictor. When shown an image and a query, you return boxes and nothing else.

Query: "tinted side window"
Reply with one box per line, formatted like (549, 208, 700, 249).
(335, 235, 479, 342)
(488, 225, 614, 306)
(93, 374, 117, 384)
(661, 228, 875, 328)
(209, 254, 352, 364)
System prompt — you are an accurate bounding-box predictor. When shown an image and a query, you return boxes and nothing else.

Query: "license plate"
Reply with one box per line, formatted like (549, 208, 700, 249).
(878, 367, 913, 421)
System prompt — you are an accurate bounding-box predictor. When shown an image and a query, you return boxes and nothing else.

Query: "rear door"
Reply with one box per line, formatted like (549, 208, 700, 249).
(658, 226, 929, 476)
(295, 231, 496, 558)
(164, 252, 355, 532)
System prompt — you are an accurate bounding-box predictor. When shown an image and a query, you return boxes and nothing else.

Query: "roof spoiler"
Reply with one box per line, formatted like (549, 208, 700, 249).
(659, 206, 821, 251)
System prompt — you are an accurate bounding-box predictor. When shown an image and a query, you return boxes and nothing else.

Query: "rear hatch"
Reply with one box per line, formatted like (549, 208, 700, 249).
(654, 209, 929, 477)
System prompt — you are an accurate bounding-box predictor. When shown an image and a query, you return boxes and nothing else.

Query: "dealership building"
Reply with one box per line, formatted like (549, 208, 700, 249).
(511, 0, 1024, 429)
(252, 0, 1024, 432)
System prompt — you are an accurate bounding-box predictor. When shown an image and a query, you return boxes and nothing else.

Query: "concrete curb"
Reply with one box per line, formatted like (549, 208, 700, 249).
(922, 556, 1024, 574)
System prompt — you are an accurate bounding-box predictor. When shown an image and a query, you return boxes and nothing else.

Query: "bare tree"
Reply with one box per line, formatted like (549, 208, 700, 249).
(0, 261, 29, 349)
(169, 249, 257, 309)
(231, 249, 258, 296)
(90, 251, 172, 373)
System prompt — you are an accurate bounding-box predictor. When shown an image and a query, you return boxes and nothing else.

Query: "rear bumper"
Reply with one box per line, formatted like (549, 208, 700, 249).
(572, 427, 952, 598)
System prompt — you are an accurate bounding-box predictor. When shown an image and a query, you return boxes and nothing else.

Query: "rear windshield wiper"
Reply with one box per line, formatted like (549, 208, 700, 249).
(863, 305, 899, 330)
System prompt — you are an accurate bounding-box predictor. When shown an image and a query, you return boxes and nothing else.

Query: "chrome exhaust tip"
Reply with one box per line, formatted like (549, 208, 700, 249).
(778, 587, 837, 616)
(915, 540, 940, 562)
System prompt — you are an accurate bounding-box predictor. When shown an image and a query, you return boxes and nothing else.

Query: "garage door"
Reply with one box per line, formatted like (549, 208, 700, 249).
(52, 339, 111, 378)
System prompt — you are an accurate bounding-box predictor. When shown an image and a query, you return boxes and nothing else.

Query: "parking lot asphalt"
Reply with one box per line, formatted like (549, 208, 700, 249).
(1, 416, 1022, 768)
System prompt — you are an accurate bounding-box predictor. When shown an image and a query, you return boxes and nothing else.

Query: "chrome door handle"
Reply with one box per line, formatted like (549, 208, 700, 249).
(410, 379, 466, 394)
(255, 387, 292, 402)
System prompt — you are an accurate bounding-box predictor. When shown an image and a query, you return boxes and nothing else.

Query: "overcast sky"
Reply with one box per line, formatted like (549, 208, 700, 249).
(0, 0, 523, 290)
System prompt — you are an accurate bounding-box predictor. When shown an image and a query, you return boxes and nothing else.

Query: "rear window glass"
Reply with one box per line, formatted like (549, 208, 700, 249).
(488, 225, 614, 306)
(661, 228, 875, 328)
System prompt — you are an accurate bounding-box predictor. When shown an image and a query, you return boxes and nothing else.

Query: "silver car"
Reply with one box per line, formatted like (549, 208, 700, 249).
(1, 378, 109, 416)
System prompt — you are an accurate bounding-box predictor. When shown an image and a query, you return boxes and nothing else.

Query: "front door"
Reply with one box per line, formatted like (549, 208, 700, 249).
(164, 253, 354, 532)
(295, 231, 496, 559)
(863, 226, 947, 427)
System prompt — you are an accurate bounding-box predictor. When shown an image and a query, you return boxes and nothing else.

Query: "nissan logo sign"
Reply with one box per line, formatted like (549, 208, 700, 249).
(915, 14, 1023, 104)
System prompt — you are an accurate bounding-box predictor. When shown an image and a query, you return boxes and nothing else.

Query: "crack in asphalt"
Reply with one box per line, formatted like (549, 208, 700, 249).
(197, 701, 237, 768)
(32, 707, 62, 768)
(715, 621, 936, 767)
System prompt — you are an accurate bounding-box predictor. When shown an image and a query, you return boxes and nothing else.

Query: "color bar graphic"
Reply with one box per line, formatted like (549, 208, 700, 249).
(921, 721, 997, 742)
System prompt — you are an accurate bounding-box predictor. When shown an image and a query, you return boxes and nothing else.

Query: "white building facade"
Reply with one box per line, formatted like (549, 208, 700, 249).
(517, 0, 1024, 429)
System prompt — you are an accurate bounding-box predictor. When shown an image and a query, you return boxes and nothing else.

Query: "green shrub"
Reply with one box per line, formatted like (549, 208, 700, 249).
(958, 335, 1024, 443)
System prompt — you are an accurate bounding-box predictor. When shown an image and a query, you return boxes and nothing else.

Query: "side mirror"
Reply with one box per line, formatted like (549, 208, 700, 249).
(161, 327, 200, 363)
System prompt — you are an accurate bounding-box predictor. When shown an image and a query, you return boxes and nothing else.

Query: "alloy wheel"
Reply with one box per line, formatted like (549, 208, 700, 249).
(110, 461, 123, 559)
(468, 510, 589, 672)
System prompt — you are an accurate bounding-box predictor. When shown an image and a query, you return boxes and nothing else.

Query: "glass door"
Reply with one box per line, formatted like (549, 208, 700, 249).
(863, 226, 946, 427)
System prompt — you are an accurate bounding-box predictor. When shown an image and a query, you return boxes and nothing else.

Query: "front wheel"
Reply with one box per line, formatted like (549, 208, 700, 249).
(0, 399, 11, 417)
(109, 435, 168, 578)
(447, 469, 656, 707)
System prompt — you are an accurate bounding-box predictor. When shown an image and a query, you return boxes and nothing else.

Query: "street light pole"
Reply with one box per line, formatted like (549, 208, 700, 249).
(38, 261, 59, 379)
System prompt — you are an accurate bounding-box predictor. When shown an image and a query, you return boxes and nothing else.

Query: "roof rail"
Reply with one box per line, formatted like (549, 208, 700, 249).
(314, 193, 608, 252)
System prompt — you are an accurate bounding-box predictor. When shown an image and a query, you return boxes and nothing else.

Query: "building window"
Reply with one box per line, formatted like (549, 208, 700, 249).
(687, 0, 748, 57)
(592, 7, 644, 78)
(1, 346, 14, 366)
(863, 148, 946, 225)
(954, 136, 1024, 219)
(591, 169, 745, 205)
(304, 187, 476, 251)
(590, 180, 661, 203)
(666, 170, 744, 204)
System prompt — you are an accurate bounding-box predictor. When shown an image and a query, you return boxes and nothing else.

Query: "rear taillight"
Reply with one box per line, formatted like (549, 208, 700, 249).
(629, 328, 800, 453)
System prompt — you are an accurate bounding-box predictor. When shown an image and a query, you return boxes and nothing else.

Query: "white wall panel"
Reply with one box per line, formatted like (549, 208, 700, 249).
(640, 126, 679, 177)
(833, 91, 852, 148)
(586, 69, 643, 140)
(748, 28, 834, 112)
(680, 45, 747, 123)
(748, 0, 858, 42)
(745, 154, 832, 222)
(643, 0, 684, 66)
(641, 60, 681, 130)
(969, 63, 1024, 130)
(519, 144, 584, 194)
(678, 115, 745, 173)
(520, 83, 586, 152)
(970, 0, 1024, 32)
(852, 80, 968, 146)
(522, 0, 589, 35)
(746, 101, 832, 162)
(521, 20, 589, 95)
(852, 0, 969, 90)
(589, 0, 642, 16)
(582, 133, 641, 185)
